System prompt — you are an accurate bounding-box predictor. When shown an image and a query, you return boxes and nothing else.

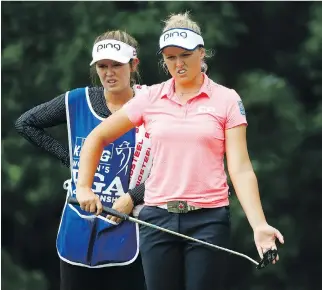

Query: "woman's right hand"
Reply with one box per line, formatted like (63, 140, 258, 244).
(76, 186, 103, 215)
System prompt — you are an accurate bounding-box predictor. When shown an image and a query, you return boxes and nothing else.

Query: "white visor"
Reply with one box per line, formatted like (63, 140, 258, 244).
(158, 28, 204, 54)
(90, 39, 137, 66)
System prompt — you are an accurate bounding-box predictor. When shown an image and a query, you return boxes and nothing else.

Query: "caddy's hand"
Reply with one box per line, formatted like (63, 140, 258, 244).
(107, 193, 134, 223)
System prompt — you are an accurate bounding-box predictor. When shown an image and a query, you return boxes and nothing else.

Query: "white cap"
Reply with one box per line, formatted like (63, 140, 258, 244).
(158, 28, 204, 54)
(90, 39, 137, 66)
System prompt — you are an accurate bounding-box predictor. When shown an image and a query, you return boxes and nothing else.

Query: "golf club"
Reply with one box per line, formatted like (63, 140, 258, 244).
(67, 196, 277, 270)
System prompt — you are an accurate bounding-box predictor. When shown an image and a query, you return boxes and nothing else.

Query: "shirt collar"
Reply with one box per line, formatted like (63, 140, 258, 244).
(160, 73, 212, 100)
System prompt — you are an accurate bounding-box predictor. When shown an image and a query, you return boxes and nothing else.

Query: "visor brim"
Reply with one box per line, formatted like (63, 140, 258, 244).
(90, 54, 131, 66)
(157, 44, 203, 55)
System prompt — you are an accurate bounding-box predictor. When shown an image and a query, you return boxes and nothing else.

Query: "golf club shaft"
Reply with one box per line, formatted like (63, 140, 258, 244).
(129, 215, 259, 265)
(68, 196, 259, 266)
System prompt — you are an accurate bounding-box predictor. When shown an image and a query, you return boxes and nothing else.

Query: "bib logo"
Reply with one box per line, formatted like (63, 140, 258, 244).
(71, 136, 134, 205)
(163, 31, 187, 41)
(97, 43, 121, 52)
(116, 141, 134, 175)
(73, 137, 113, 164)
(72, 170, 125, 204)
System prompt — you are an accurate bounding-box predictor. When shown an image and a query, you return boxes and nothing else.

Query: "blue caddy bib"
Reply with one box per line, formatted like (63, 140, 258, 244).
(56, 87, 138, 267)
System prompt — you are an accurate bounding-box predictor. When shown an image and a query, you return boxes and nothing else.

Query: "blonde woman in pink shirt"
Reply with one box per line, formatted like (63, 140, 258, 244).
(75, 12, 284, 290)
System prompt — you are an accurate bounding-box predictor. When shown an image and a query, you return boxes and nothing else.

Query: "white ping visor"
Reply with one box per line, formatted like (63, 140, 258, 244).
(90, 39, 137, 65)
(158, 28, 204, 54)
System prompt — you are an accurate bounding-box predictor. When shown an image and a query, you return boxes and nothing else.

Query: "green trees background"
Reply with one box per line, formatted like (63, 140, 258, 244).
(2, 1, 321, 290)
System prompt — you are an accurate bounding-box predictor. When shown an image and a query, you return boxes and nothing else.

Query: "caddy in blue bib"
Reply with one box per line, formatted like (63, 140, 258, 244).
(56, 87, 139, 267)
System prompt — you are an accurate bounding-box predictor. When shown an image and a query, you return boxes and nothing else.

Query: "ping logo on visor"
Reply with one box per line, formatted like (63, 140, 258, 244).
(158, 28, 204, 54)
(97, 42, 121, 52)
(90, 39, 137, 65)
(163, 30, 188, 41)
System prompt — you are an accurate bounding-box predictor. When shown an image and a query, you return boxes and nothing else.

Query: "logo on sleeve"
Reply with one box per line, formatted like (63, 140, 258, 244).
(237, 101, 246, 116)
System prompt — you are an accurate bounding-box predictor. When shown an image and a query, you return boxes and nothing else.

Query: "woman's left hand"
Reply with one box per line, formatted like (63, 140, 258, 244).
(254, 223, 284, 264)
(107, 193, 134, 223)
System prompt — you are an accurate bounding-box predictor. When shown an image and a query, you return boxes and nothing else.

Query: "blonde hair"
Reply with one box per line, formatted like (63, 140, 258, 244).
(163, 12, 201, 33)
(90, 30, 141, 86)
(160, 12, 213, 73)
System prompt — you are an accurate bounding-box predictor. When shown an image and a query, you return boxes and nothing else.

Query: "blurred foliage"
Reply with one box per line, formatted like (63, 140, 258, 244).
(2, 1, 322, 290)
(1, 250, 48, 290)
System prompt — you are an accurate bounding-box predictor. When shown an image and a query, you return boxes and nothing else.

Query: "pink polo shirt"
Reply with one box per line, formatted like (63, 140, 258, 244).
(124, 74, 247, 208)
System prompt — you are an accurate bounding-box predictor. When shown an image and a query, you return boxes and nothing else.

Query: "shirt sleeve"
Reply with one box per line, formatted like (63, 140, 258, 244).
(14, 94, 70, 167)
(225, 89, 248, 130)
(128, 182, 145, 206)
(123, 86, 151, 126)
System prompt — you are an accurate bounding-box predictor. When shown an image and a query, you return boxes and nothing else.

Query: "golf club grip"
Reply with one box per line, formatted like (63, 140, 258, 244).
(67, 196, 129, 220)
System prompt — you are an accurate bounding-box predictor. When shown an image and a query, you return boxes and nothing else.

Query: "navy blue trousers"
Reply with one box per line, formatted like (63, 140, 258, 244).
(139, 206, 231, 290)
(60, 255, 146, 290)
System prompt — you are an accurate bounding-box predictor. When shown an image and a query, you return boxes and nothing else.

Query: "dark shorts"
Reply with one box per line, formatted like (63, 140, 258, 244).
(60, 255, 146, 290)
(138, 205, 231, 290)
